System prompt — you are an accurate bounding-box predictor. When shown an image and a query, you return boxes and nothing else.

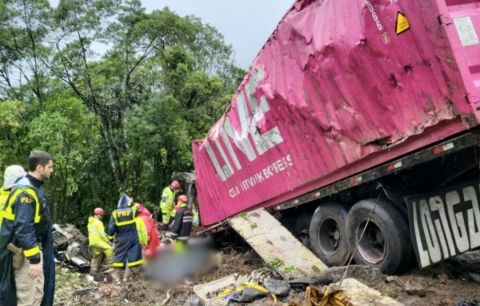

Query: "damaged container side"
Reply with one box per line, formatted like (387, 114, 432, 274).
(193, 0, 480, 226)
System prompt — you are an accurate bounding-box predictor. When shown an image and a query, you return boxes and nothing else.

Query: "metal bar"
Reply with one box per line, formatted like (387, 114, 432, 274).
(275, 131, 480, 211)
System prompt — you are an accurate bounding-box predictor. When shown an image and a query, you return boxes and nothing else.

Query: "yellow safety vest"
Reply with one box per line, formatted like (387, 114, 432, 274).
(0, 187, 42, 258)
(0, 188, 10, 228)
(1, 187, 41, 224)
(159, 187, 178, 219)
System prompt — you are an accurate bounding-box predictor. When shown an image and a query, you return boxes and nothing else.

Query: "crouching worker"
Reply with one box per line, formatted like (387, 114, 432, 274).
(108, 194, 144, 282)
(87, 207, 113, 278)
(170, 195, 193, 252)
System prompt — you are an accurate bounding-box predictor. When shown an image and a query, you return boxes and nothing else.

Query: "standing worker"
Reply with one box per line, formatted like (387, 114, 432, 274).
(107, 194, 145, 281)
(0, 165, 26, 228)
(87, 207, 113, 278)
(0, 151, 55, 306)
(170, 195, 193, 251)
(159, 180, 181, 225)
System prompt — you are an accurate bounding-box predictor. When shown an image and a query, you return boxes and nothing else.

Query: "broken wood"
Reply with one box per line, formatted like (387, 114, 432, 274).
(228, 208, 327, 280)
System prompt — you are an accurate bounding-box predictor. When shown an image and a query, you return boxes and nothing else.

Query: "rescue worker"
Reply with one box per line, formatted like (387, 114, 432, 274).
(1, 165, 26, 228)
(87, 207, 113, 277)
(0, 151, 55, 306)
(170, 195, 193, 252)
(107, 194, 144, 281)
(159, 180, 181, 225)
(138, 205, 160, 259)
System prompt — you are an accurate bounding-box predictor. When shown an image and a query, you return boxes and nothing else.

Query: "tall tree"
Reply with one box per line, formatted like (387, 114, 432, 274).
(51, 1, 240, 191)
(0, 0, 52, 103)
(0, 0, 244, 224)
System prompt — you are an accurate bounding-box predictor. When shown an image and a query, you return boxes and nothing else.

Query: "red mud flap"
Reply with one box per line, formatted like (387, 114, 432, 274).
(406, 179, 480, 268)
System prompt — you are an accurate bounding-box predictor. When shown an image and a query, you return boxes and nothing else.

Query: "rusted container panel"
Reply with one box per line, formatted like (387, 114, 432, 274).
(193, 0, 480, 225)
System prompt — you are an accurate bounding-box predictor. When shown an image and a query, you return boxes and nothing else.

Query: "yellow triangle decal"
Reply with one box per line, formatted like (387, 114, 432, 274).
(396, 12, 410, 35)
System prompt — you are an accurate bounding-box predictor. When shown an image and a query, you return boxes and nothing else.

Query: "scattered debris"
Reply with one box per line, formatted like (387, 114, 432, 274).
(306, 285, 353, 306)
(193, 268, 290, 305)
(338, 278, 403, 306)
(52, 224, 480, 306)
(161, 290, 173, 306)
(263, 278, 290, 296)
(450, 251, 480, 274)
(73, 288, 95, 297)
(403, 279, 430, 297)
(53, 224, 91, 271)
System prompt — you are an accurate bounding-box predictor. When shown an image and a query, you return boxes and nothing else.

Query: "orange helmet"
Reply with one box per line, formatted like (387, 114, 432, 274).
(171, 180, 181, 190)
(93, 207, 105, 216)
(177, 195, 187, 203)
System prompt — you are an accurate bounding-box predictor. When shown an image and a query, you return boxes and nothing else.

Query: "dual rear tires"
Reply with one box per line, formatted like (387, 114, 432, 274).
(309, 199, 413, 274)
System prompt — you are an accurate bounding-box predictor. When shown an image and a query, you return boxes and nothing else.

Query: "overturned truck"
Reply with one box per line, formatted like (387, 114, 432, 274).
(193, 0, 480, 274)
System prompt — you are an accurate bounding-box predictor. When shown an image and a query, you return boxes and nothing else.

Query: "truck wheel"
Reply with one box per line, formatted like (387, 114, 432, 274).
(309, 202, 351, 266)
(346, 199, 413, 274)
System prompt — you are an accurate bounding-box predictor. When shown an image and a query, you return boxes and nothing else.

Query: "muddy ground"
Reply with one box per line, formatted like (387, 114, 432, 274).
(54, 232, 480, 306)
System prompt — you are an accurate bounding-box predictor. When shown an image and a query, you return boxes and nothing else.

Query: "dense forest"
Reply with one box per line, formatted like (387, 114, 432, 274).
(0, 0, 244, 226)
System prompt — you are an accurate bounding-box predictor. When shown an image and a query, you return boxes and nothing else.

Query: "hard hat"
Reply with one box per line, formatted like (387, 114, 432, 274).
(93, 207, 105, 216)
(178, 195, 187, 203)
(171, 180, 181, 190)
(3, 165, 26, 189)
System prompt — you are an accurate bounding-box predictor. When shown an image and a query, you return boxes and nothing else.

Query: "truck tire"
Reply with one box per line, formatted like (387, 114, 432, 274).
(309, 202, 351, 266)
(346, 199, 413, 274)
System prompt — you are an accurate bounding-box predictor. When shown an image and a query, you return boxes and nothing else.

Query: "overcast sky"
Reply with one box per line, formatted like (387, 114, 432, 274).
(144, 1, 293, 68)
(49, 0, 293, 69)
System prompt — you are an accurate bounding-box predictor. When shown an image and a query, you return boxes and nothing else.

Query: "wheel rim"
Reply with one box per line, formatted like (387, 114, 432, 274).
(357, 221, 386, 264)
(318, 218, 341, 255)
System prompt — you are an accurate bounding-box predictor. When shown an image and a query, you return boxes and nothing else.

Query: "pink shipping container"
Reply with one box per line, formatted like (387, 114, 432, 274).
(192, 0, 480, 273)
(192, 0, 480, 232)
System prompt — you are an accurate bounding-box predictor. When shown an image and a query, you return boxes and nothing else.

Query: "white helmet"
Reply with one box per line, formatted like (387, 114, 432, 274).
(3, 165, 26, 189)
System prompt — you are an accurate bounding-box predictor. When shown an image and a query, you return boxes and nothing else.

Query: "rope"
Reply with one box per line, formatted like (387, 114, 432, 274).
(338, 193, 381, 288)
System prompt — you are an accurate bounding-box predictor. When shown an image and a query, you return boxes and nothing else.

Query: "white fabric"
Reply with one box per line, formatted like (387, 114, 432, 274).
(3, 165, 26, 189)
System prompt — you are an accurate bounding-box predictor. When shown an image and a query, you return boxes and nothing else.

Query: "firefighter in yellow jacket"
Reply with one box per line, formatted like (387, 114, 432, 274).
(159, 180, 181, 225)
(87, 207, 113, 276)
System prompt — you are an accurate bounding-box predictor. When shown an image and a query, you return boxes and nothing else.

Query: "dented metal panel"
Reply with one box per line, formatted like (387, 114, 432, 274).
(193, 0, 480, 225)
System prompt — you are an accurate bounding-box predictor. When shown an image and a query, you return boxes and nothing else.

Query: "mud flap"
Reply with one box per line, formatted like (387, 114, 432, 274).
(406, 179, 480, 269)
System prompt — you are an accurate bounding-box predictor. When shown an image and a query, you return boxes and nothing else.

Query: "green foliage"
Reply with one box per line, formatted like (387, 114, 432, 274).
(0, 0, 244, 228)
(283, 266, 296, 274)
(267, 258, 284, 269)
(27, 96, 102, 222)
(0, 100, 27, 166)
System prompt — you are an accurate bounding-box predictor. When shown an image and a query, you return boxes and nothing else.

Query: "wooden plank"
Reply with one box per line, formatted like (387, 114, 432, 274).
(228, 208, 328, 280)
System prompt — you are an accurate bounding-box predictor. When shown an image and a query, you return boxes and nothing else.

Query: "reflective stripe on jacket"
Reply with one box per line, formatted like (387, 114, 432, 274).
(0, 188, 10, 228)
(171, 203, 193, 240)
(87, 216, 111, 250)
(107, 196, 144, 268)
(1, 187, 42, 258)
(159, 187, 177, 222)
